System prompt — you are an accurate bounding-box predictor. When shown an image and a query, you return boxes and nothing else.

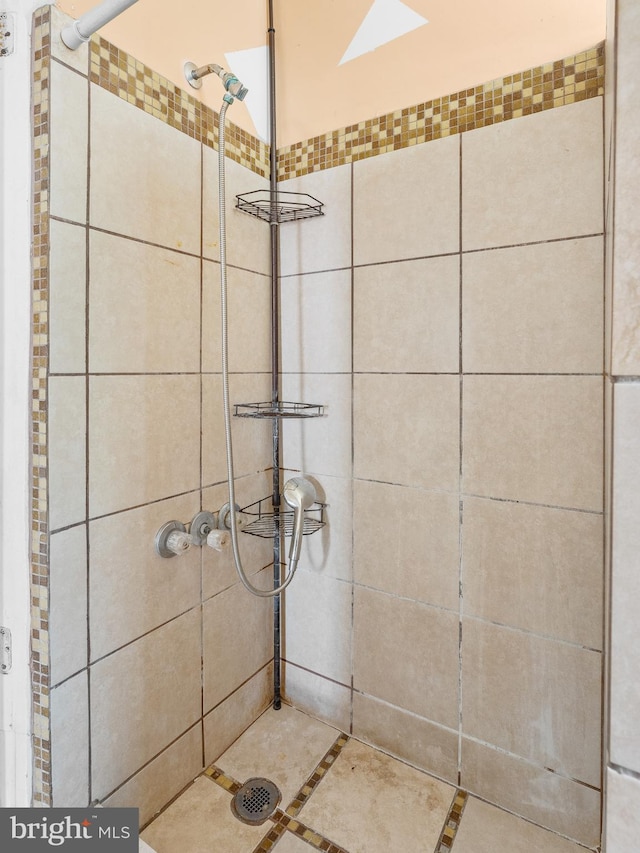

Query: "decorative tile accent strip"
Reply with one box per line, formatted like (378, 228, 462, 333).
(277, 43, 605, 179)
(435, 789, 469, 852)
(31, 2, 52, 809)
(285, 734, 349, 817)
(251, 820, 288, 853)
(89, 36, 270, 178)
(275, 812, 349, 853)
(204, 764, 243, 795)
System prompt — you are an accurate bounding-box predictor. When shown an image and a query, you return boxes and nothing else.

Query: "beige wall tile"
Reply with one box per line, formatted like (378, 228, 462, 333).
(50, 61, 88, 223)
(50, 671, 89, 807)
(282, 374, 352, 479)
(462, 238, 604, 373)
(283, 663, 352, 733)
(202, 571, 272, 712)
(88, 231, 201, 373)
(353, 586, 459, 728)
(461, 737, 601, 847)
(610, 382, 640, 773)
(203, 149, 270, 274)
(354, 480, 459, 611)
(287, 472, 352, 582)
(462, 375, 603, 511)
(203, 267, 273, 373)
(463, 497, 603, 649)
(462, 99, 603, 251)
(50, 525, 87, 686)
(281, 269, 352, 374)
(103, 725, 202, 826)
(283, 572, 352, 686)
(611, 0, 640, 375)
(89, 375, 200, 518)
(202, 373, 273, 486)
(90, 84, 201, 253)
(49, 376, 86, 530)
(352, 692, 458, 784)
(218, 705, 340, 805)
(354, 374, 459, 491)
(279, 164, 352, 276)
(455, 796, 588, 853)
(354, 256, 459, 373)
(606, 768, 640, 853)
(89, 493, 201, 661)
(201, 473, 274, 601)
(49, 219, 86, 374)
(462, 618, 602, 787)
(354, 135, 460, 265)
(202, 259, 221, 373)
(50, 9, 89, 75)
(225, 268, 272, 372)
(203, 664, 273, 766)
(91, 608, 202, 800)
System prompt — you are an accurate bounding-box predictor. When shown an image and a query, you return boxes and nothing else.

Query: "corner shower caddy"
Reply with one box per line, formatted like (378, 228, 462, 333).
(233, 189, 326, 540)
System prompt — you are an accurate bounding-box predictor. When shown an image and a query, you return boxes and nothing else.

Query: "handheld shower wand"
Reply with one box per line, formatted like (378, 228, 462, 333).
(283, 477, 317, 565)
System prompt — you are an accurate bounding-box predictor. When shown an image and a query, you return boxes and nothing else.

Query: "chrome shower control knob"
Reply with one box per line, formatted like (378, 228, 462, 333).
(155, 520, 190, 558)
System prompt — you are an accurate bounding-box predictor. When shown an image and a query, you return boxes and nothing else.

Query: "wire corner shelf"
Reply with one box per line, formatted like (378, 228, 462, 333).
(234, 401, 325, 419)
(240, 494, 327, 540)
(236, 190, 324, 224)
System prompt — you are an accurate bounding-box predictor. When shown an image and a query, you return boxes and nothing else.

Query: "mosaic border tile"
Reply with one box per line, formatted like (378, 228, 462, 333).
(89, 36, 270, 178)
(31, 2, 52, 809)
(205, 734, 350, 852)
(285, 734, 349, 817)
(277, 43, 605, 179)
(435, 789, 469, 852)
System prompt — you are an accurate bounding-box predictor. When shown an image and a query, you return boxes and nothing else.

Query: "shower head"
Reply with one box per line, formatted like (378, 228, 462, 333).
(283, 477, 316, 513)
(283, 477, 317, 566)
(184, 61, 248, 100)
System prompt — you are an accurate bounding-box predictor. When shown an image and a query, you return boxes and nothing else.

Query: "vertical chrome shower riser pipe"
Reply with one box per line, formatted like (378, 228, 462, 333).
(268, 0, 283, 711)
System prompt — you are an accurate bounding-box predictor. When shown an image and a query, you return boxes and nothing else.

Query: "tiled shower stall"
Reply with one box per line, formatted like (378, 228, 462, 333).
(34, 5, 607, 848)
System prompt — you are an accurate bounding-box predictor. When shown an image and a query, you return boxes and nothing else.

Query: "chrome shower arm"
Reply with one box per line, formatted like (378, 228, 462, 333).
(184, 62, 248, 100)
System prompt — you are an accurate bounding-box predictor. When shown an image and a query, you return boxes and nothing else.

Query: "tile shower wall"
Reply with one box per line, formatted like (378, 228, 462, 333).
(279, 96, 604, 846)
(42, 7, 275, 821)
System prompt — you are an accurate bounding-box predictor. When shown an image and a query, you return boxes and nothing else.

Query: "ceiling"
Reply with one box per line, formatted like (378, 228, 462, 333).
(57, 0, 607, 146)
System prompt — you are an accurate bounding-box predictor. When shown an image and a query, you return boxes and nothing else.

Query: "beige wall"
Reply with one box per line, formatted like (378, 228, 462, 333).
(57, 0, 606, 145)
(280, 98, 604, 847)
(604, 0, 640, 849)
(45, 9, 275, 823)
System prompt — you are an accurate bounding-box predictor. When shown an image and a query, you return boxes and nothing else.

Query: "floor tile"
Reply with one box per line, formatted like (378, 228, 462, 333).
(297, 738, 456, 853)
(454, 796, 588, 853)
(140, 777, 266, 853)
(273, 832, 327, 852)
(217, 705, 341, 806)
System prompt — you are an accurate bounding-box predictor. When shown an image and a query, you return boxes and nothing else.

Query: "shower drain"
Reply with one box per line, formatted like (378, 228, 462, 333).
(231, 777, 282, 826)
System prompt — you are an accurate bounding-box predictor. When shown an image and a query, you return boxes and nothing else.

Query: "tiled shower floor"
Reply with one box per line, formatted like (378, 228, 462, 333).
(141, 705, 592, 853)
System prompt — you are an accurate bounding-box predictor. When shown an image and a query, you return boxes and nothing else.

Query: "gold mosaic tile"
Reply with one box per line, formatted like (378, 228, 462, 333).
(89, 37, 269, 178)
(285, 733, 349, 817)
(31, 2, 52, 809)
(277, 43, 605, 179)
(435, 789, 469, 852)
